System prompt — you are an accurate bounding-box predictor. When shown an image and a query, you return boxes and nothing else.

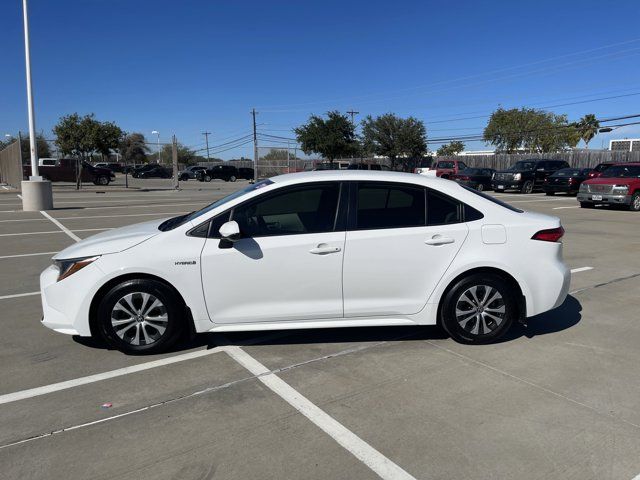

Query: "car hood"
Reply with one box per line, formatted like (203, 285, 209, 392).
(52, 218, 167, 260)
(583, 177, 636, 185)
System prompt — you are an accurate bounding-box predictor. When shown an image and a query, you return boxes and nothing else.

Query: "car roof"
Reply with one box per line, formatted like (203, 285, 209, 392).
(613, 162, 640, 166)
(270, 170, 458, 190)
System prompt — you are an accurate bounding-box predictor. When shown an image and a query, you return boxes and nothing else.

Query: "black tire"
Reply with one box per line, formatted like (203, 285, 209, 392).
(521, 180, 534, 194)
(545, 191, 554, 196)
(476, 183, 484, 192)
(204, 175, 211, 182)
(96, 279, 184, 354)
(440, 273, 516, 344)
(629, 192, 640, 211)
(580, 202, 594, 209)
(179, 174, 188, 181)
(229, 175, 237, 182)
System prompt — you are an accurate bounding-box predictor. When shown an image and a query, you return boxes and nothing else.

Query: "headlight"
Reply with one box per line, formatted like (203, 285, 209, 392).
(513, 173, 521, 181)
(579, 183, 588, 192)
(612, 185, 629, 194)
(54, 256, 100, 282)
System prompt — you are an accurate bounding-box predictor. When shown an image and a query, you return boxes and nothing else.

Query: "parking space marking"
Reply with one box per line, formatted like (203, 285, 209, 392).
(0, 292, 39, 301)
(0, 212, 186, 223)
(571, 266, 594, 273)
(0, 347, 227, 406)
(508, 198, 576, 204)
(0, 202, 204, 213)
(0, 228, 110, 238)
(0, 251, 58, 259)
(553, 206, 580, 210)
(40, 211, 81, 241)
(226, 345, 417, 480)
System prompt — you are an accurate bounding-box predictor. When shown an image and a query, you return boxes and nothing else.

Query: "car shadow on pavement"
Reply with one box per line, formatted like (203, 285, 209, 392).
(73, 295, 582, 354)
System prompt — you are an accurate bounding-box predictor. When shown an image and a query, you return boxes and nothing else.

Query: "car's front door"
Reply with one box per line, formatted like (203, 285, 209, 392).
(200, 182, 346, 324)
(342, 182, 468, 317)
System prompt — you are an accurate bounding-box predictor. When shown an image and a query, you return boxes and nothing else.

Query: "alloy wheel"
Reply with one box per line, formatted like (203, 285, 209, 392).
(110, 292, 168, 346)
(455, 285, 506, 336)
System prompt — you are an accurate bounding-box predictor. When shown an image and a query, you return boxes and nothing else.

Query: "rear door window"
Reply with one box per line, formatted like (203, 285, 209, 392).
(355, 183, 425, 230)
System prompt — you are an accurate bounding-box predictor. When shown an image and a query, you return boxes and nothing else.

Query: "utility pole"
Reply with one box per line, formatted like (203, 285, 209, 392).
(172, 135, 179, 190)
(252, 108, 258, 182)
(202, 131, 211, 160)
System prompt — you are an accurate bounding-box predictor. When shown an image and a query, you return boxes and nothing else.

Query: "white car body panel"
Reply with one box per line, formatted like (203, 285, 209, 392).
(40, 170, 570, 340)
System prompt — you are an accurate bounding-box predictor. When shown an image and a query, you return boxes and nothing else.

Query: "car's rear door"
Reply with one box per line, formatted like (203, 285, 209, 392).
(200, 181, 347, 324)
(342, 182, 468, 317)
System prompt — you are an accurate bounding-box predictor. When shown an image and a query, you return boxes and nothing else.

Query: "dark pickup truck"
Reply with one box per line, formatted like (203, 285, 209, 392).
(24, 158, 115, 185)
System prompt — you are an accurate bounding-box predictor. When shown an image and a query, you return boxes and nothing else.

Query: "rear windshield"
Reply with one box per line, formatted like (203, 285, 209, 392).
(158, 179, 274, 231)
(601, 165, 640, 178)
(460, 185, 523, 213)
(553, 168, 580, 177)
(437, 161, 455, 168)
(507, 161, 536, 171)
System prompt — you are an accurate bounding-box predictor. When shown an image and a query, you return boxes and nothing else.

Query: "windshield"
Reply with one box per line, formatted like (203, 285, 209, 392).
(601, 165, 640, 178)
(158, 179, 274, 231)
(507, 161, 536, 171)
(437, 161, 455, 169)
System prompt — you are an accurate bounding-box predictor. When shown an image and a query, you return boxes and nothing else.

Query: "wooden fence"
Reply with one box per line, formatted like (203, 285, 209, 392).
(0, 141, 23, 190)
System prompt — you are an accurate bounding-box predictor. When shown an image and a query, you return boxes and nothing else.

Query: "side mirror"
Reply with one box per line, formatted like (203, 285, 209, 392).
(219, 220, 240, 242)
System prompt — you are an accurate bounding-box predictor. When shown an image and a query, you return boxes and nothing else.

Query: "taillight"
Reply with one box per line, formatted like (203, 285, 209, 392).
(532, 226, 565, 242)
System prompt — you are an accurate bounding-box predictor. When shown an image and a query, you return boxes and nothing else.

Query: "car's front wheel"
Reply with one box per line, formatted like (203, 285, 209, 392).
(629, 192, 640, 211)
(96, 279, 184, 354)
(440, 273, 516, 344)
(521, 180, 534, 194)
(204, 175, 212, 182)
(476, 183, 484, 192)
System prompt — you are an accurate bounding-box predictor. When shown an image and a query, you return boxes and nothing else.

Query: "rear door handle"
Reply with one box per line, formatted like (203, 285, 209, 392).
(425, 236, 455, 246)
(309, 243, 342, 255)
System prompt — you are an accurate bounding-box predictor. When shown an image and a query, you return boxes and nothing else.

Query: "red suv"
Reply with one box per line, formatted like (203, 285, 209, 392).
(577, 162, 640, 211)
(434, 159, 467, 179)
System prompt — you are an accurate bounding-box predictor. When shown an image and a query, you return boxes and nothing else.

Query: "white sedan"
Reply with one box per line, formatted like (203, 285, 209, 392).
(40, 171, 570, 354)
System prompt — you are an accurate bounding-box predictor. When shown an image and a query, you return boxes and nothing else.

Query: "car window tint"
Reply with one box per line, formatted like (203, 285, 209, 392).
(232, 183, 340, 237)
(356, 183, 425, 230)
(427, 190, 462, 225)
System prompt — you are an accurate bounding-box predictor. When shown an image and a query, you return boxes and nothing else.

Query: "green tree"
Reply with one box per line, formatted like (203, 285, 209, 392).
(294, 111, 358, 163)
(576, 114, 600, 149)
(53, 113, 123, 159)
(160, 142, 196, 164)
(262, 148, 299, 161)
(436, 141, 465, 156)
(119, 133, 150, 164)
(483, 107, 579, 153)
(361, 113, 427, 170)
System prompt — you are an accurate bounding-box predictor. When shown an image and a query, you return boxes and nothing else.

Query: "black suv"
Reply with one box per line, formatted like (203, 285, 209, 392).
(492, 159, 570, 193)
(237, 167, 255, 180)
(197, 164, 239, 182)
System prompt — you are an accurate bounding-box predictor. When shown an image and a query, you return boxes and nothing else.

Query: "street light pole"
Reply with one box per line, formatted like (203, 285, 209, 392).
(20, 0, 53, 211)
(152, 130, 160, 164)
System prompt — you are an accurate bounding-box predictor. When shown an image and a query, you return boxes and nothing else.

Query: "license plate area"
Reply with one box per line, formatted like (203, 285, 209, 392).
(591, 194, 603, 201)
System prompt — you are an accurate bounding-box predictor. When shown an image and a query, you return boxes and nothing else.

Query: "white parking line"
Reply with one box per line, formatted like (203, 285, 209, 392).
(226, 345, 417, 480)
(40, 210, 82, 241)
(0, 228, 110, 238)
(508, 198, 576, 204)
(0, 202, 203, 213)
(0, 251, 58, 259)
(0, 291, 39, 300)
(553, 206, 579, 210)
(0, 347, 227, 406)
(0, 212, 186, 223)
(571, 266, 594, 274)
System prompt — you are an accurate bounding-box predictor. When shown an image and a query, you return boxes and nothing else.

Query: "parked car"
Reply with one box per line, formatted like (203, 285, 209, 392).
(136, 166, 172, 179)
(450, 167, 495, 191)
(587, 162, 615, 179)
(24, 158, 115, 185)
(577, 163, 640, 210)
(131, 164, 160, 178)
(237, 167, 255, 180)
(492, 159, 570, 193)
(179, 166, 207, 181)
(95, 162, 125, 173)
(543, 168, 591, 196)
(197, 165, 239, 182)
(40, 171, 570, 354)
(433, 160, 468, 179)
(313, 161, 350, 171)
(413, 158, 434, 174)
(347, 163, 390, 171)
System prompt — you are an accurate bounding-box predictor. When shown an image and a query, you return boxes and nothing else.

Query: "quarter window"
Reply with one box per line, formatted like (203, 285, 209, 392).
(355, 183, 425, 229)
(231, 183, 341, 237)
(427, 190, 462, 225)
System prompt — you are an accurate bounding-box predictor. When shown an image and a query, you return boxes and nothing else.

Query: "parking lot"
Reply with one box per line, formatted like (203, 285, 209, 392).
(1, 176, 639, 480)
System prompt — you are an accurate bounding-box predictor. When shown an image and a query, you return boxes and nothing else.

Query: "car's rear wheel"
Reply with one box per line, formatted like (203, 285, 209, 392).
(476, 183, 484, 192)
(97, 279, 184, 354)
(629, 192, 640, 211)
(440, 273, 516, 344)
(229, 175, 237, 182)
(204, 175, 211, 182)
(521, 181, 534, 194)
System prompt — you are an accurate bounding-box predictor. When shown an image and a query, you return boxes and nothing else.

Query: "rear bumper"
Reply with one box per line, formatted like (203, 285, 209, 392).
(577, 193, 631, 205)
(492, 181, 523, 191)
(543, 185, 577, 194)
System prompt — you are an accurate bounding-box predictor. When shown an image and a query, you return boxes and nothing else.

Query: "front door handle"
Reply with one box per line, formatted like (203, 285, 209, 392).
(309, 243, 342, 255)
(425, 235, 455, 246)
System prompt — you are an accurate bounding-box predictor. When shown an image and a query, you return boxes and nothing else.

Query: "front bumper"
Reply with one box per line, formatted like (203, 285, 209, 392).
(577, 193, 631, 205)
(543, 185, 576, 194)
(492, 181, 523, 191)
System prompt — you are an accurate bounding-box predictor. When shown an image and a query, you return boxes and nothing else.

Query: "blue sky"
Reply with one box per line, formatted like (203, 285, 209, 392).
(2, 0, 640, 159)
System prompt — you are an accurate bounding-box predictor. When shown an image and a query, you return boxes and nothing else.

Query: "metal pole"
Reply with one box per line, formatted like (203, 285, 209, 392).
(252, 108, 258, 182)
(287, 141, 290, 173)
(172, 135, 179, 190)
(22, 0, 39, 179)
(202, 131, 211, 160)
(157, 132, 160, 164)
